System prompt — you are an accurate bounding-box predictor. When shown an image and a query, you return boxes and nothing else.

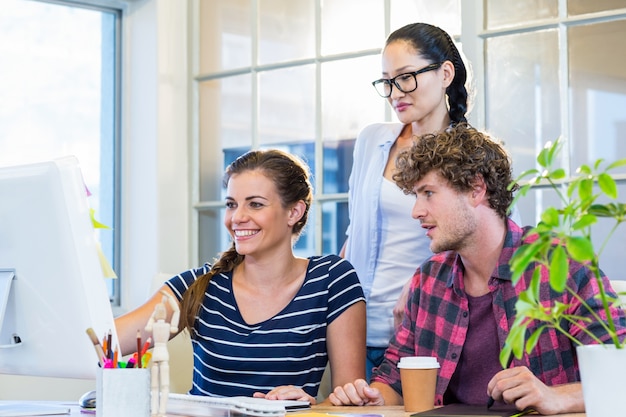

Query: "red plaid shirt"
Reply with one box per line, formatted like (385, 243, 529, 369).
(372, 218, 626, 406)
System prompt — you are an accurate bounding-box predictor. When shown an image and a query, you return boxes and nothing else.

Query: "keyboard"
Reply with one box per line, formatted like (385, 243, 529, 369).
(167, 393, 310, 417)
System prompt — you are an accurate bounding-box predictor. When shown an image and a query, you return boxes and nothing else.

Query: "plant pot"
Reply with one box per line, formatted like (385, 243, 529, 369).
(576, 344, 626, 417)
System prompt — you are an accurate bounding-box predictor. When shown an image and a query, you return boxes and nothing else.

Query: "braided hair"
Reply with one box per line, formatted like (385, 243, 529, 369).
(179, 149, 313, 333)
(385, 22, 469, 124)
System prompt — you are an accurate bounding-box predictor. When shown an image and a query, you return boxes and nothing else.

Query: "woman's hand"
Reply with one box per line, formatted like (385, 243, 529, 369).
(253, 385, 316, 404)
(328, 379, 385, 406)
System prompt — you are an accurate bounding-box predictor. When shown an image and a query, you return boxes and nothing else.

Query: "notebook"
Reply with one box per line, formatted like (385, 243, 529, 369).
(411, 403, 534, 417)
(167, 393, 311, 417)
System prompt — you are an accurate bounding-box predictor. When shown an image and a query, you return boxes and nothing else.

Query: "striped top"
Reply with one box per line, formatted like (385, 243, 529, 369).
(166, 254, 365, 398)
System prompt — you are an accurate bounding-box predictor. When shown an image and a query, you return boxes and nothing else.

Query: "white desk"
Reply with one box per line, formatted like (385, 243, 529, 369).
(0, 402, 587, 417)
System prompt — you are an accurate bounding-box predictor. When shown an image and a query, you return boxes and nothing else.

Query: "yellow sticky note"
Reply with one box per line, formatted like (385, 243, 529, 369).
(96, 241, 117, 279)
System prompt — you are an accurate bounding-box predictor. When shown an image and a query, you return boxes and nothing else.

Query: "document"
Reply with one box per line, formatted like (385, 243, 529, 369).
(0, 402, 70, 416)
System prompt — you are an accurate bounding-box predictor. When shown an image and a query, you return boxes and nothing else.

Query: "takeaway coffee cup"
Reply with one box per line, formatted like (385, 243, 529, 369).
(398, 356, 440, 413)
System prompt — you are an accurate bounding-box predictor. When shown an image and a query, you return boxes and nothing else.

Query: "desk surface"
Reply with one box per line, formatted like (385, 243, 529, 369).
(0, 402, 586, 417)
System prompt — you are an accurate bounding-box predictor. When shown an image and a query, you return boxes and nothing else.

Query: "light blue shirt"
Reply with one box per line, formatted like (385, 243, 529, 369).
(345, 123, 433, 347)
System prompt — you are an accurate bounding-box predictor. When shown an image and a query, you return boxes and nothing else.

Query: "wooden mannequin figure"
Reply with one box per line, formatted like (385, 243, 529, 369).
(145, 290, 180, 417)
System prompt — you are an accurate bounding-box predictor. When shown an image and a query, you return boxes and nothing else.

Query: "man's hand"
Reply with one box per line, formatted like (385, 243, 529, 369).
(487, 366, 584, 415)
(393, 279, 412, 328)
(328, 379, 385, 406)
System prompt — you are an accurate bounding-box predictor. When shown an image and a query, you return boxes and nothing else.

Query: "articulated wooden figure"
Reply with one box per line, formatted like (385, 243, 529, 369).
(145, 290, 180, 417)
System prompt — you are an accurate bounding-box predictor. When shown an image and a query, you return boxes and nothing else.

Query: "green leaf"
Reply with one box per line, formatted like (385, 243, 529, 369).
(572, 214, 596, 230)
(577, 164, 592, 175)
(588, 204, 612, 218)
(508, 322, 528, 360)
(537, 146, 551, 168)
(510, 244, 542, 283)
(598, 173, 617, 199)
(513, 168, 540, 183)
(549, 246, 568, 292)
(565, 236, 595, 263)
(606, 158, 626, 171)
(546, 139, 563, 167)
(499, 343, 514, 368)
(579, 178, 593, 200)
(526, 326, 547, 354)
(548, 168, 566, 180)
(541, 207, 560, 227)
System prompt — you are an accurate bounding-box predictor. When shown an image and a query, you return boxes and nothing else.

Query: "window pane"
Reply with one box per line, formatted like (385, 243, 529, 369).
(259, 66, 315, 145)
(568, 0, 626, 16)
(485, 29, 561, 178)
(321, 0, 384, 55)
(200, 0, 251, 73)
(322, 56, 385, 142)
(391, 0, 461, 37)
(569, 20, 626, 174)
(198, 208, 226, 266)
(0, 0, 119, 299)
(592, 183, 626, 283)
(322, 141, 354, 194)
(259, 0, 315, 65)
(485, 0, 557, 29)
(199, 75, 252, 201)
(321, 201, 349, 255)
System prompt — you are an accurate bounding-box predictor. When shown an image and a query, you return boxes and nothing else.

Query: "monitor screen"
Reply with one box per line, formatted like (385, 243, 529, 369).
(0, 156, 117, 379)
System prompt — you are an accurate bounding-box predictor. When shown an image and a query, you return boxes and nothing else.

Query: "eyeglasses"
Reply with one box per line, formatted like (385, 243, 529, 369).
(372, 62, 443, 98)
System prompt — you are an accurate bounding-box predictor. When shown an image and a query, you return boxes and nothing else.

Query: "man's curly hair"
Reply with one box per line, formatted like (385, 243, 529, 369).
(393, 123, 518, 219)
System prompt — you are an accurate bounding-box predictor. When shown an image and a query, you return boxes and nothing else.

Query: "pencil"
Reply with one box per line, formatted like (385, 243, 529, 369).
(113, 347, 119, 368)
(85, 327, 106, 366)
(107, 330, 113, 360)
(136, 330, 142, 369)
(141, 337, 152, 356)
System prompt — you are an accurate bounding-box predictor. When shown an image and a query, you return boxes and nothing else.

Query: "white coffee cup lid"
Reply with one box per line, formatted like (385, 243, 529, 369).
(398, 356, 440, 369)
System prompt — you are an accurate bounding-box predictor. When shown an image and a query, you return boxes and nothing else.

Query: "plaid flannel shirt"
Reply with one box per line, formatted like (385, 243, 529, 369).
(372, 218, 626, 406)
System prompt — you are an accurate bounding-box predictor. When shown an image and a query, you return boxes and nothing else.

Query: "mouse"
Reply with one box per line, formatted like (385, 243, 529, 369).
(79, 389, 97, 409)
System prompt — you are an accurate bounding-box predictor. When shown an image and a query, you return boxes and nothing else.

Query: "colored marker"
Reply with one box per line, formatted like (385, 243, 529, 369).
(136, 330, 142, 369)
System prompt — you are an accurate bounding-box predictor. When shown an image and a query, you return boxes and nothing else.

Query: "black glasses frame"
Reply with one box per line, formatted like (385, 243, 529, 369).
(372, 62, 443, 98)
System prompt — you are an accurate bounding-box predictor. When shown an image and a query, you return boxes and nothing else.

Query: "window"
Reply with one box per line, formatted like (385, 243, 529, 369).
(192, 0, 461, 264)
(0, 0, 121, 303)
(471, 0, 626, 282)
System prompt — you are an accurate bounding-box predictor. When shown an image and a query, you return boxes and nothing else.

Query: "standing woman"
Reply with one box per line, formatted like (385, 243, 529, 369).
(341, 22, 469, 380)
(116, 149, 366, 403)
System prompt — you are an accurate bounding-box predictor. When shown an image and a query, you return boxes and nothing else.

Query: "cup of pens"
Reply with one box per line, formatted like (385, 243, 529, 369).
(87, 328, 151, 417)
(96, 368, 150, 417)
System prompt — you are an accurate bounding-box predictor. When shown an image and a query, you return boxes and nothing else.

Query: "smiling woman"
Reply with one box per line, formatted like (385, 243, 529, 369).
(114, 149, 366, 403)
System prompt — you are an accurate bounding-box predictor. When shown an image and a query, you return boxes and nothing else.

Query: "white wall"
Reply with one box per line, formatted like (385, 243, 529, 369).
(0, 0, 191, 400)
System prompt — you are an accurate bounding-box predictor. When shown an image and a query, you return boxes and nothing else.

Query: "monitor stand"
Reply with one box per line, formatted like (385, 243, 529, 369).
(0, 269, 22, 349)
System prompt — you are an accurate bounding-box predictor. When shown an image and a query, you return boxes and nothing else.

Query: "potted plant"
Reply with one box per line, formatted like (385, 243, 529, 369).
(501, 138, 626, 417)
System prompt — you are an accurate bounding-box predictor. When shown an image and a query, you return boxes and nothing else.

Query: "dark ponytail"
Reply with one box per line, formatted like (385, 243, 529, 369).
(386, 23, 469, 124)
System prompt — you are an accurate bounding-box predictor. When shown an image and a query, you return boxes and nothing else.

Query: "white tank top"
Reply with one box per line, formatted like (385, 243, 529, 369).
(367, 177, 432, 346)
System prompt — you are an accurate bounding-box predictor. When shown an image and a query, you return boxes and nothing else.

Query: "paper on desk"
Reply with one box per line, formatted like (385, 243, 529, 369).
(0, 402, 70, 416)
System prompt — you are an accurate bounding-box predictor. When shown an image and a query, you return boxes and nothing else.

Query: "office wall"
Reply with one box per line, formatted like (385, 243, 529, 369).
(0, 0, 190, 400)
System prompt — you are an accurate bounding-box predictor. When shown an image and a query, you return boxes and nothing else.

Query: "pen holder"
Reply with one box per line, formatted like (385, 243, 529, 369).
(96, 368, 150, 417)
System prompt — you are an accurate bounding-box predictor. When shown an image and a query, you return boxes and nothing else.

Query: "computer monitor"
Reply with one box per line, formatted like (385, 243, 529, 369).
(0, 156, 117, 380)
